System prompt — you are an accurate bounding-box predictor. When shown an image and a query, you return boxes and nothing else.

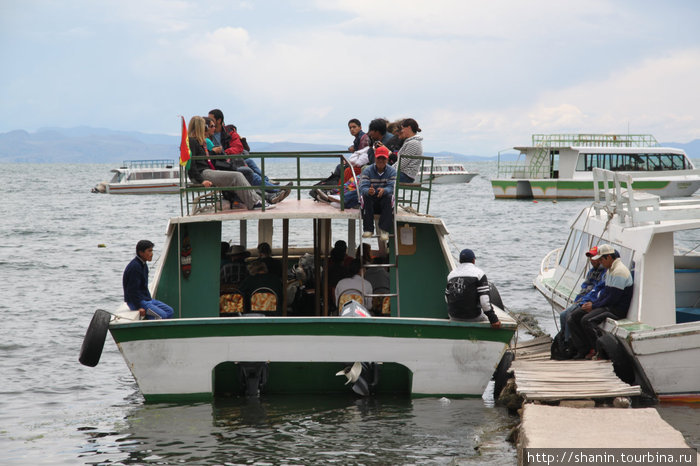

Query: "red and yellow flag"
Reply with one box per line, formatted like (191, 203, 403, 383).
(179, 116, 190, 168)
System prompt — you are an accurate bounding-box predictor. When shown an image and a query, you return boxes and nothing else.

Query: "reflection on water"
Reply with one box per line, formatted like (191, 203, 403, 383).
(83, 396, 518, 465)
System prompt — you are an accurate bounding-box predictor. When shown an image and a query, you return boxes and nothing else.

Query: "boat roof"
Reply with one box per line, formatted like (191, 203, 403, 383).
(169, 198, 450, 235)
(514, 145, 686, 155)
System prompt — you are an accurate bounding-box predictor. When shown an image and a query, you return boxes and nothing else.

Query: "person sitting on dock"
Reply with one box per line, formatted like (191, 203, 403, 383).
(123, 240, 174, 320)
(359, 146, 396, 241)
(556, 246, 606, 356)
(445, 249, 501, 329)
(567, 244, 633, 360)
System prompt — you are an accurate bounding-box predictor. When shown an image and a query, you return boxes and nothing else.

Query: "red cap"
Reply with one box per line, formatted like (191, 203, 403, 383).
(585, 246, 598, 257)
(375, 146, 390, 159)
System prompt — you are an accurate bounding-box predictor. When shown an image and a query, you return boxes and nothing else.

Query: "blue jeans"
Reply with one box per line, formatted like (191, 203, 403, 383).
(398, 172, 414, 183)
(245, 158, 277, 191)
(129, 299, 174, 319)
(560, 303, 580, 341)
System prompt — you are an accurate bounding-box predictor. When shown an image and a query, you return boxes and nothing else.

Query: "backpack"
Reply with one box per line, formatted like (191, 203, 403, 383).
(550, 330, 573, 360)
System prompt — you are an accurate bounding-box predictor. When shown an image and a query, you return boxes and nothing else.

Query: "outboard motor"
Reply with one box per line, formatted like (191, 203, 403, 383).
(336, 301, 377, 395)
(239, 362, 269, 396)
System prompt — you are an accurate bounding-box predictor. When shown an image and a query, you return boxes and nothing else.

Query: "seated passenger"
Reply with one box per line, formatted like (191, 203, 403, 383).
(238, 261, 284, 314)
(257, 242, 283, 279)
(395, 118, 423, 183)
(123, 240, 174, 320)
(567, 244, 634, 359)
(359, 147, 396, 241)
(335, 259, 373, 309)
(348, 118, 370, 153)
(220, 245, 251, 286)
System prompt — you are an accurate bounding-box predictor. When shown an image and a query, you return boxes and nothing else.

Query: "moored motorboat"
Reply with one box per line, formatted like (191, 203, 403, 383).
(81, 151, 516, 402)
(418, 159, 477, 184)
(492, 133, 700, 199)
(92, 159, 180, 194)
(534, 168, 700, 401)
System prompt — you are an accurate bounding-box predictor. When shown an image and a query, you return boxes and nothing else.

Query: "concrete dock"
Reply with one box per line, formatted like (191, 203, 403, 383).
(518, 404, 696, 465)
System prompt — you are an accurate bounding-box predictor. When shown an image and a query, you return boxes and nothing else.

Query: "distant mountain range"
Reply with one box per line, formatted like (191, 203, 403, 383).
(1, 127, 698, 163)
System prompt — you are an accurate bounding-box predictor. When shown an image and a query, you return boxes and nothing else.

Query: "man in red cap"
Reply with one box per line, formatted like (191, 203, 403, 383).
(358, 146, 396, 241)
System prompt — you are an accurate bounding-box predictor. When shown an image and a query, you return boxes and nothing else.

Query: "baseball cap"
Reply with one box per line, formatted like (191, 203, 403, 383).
(592, 244, 615, 260)
(375, 146, 390, 159)
(459, 248, 475, 263)
(585, 246, 598, 257)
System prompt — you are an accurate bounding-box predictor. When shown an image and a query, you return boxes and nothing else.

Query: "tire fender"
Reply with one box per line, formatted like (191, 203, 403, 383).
(79, 309, 111, 367)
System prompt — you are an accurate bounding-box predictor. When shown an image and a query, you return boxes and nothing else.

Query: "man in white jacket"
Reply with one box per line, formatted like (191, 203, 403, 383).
(444, 249, 501, 329)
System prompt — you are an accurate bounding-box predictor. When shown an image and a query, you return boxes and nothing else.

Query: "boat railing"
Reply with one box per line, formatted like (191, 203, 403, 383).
(121, 159, 176, 169)
(532, 133, 659, 148)
(592, 168, 700, 226)
(179, 151, 435, 216)
(394, 154, 434, 214)
(540, 247, 563, 276)
(179, 151, 351, 215)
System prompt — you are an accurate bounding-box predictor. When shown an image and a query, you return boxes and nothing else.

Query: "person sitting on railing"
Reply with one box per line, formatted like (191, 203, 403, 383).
(394, 118, 423, 183)
(187, 116, 268, 210)
(359, 146, 396, 242)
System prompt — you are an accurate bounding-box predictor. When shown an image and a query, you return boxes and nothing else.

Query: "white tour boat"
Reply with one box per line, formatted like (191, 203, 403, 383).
(492, 133, 700, 199)
(418, 159, 477, 185)
(534, 168, 700, 402)
(80, 151, 516, 402)
(92, 159, 180, 194)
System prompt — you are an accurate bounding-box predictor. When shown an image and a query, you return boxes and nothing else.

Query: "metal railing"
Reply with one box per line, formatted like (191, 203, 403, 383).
(120, 159, 176, 169)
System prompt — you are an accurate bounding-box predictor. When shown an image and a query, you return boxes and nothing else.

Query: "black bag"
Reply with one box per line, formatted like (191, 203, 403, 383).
(550, 330, 573, 360)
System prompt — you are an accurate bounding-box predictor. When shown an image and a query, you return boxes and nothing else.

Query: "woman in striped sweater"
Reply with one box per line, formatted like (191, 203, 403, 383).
(395, 118, 423, 183)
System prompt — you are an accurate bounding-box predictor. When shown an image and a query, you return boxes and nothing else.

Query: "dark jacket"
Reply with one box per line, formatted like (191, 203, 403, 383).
(123, 256, 151, 307)
(187, 137, 210, 184)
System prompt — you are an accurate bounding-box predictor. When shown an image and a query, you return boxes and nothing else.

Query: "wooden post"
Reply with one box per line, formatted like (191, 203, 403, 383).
(282, 218, 289, 316)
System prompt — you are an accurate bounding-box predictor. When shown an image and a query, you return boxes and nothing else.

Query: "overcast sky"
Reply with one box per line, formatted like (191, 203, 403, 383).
(1, 0, 699, 155)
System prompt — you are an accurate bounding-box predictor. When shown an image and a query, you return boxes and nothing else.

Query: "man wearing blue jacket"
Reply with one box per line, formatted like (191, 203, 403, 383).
(568, 244, 633, 359)
(123, 240, 174, 320)
(359, 146, 396, 242)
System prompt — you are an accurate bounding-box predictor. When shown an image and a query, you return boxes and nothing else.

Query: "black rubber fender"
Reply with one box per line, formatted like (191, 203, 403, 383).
(492, 350, 515, 400)
(79, 309, 111, 367)
(489, 283, 505, 310)
(596, 332, 635, 385)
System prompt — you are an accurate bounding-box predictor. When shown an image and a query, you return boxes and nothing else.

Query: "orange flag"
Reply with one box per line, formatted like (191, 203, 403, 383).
(179, 116, 190, 168)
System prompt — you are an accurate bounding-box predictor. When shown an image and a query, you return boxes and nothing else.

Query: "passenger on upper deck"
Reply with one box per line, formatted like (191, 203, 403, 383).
(445, 248, 501, 329)
(187, 116, 283, 210)
(348, 118, 369, 153)
(395, 118, 423, 183)
(359, 146, 396, 242)
(567, 244, 634, 359)
(367, 118, 400, 165)
(123, 240, 174, 320)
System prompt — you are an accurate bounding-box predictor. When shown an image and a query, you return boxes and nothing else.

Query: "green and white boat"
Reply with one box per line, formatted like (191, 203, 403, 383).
(492, 133, 700, 199)
(81, 151, 516, 402)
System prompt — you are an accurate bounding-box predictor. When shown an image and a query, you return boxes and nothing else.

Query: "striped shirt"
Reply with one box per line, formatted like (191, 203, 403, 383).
(396, 135, 423, 180)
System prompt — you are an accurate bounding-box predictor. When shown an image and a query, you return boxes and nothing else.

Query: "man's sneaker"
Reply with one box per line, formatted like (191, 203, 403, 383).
(252, 202, 276, 210)
(270, 185, 291, 204)
(362, 231, 372, 238)
(379, 230, 389, 241)
(146, 308, 163, 320)
(316, 190, 331, 203)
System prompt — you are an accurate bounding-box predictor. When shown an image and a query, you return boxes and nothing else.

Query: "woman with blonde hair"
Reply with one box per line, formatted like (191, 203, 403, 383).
(186, 116, 264, 210)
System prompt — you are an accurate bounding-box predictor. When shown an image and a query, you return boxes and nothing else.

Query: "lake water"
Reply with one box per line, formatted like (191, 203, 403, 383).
(1, 162, 697, 465)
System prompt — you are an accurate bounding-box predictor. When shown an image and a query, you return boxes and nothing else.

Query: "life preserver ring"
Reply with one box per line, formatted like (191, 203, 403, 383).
(79, 309, 111, 367)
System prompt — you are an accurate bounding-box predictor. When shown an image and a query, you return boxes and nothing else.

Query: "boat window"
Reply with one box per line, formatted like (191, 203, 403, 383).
(559, 230, 592, 273)
(576, 153, 689, 172)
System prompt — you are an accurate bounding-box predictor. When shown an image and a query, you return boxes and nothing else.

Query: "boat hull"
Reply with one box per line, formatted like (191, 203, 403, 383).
(106, 182, 180, 194)
(419, 173, 477, 185)
(491, 178, 700, 199)
(110, 316, 514, 402)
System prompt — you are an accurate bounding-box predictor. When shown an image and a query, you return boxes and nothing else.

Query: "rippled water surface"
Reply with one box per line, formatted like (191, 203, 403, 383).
(1, 162, 697, 465)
